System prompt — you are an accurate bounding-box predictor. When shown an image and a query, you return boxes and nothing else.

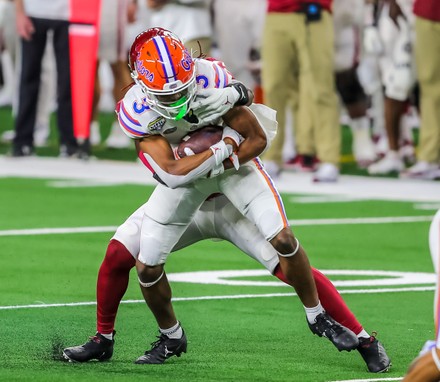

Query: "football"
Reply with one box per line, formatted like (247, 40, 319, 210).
(176, 126, 223, 158)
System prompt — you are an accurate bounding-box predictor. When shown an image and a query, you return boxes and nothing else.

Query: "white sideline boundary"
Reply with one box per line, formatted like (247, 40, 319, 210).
(1, 156, 440, 202)
(0, 286, 434, 311)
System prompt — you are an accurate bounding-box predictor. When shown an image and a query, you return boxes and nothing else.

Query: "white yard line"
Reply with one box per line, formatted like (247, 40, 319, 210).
(0, 286, 434, 311)
(0, 216, 433, 237)
(0, 226, 118, 236)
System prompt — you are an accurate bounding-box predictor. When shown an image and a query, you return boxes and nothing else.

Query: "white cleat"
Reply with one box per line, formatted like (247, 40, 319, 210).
(367, 151, 404, 175)
(313, 163, 339, 183)
(400, 161, 440, 180)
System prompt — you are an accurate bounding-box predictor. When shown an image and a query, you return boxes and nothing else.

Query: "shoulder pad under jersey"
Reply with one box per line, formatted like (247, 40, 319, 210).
(194, 58, 234, 90)
(116, 85, 167, 139)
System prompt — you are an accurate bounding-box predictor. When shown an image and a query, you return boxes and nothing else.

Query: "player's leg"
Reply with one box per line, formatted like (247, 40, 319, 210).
(207, 194, 389, 371)
(335, 67, 377, 168)
(368, 11, 415, 175)
(63, 204, 145, 362)
(219, 161, 358, 351)
(134, 184, 208, 364)
(63, 189, 210, 364)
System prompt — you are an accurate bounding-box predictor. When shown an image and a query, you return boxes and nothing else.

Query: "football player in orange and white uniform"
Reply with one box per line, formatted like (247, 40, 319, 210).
(64, 27, 362, 366)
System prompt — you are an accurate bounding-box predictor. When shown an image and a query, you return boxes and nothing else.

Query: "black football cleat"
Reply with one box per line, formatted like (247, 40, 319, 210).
(63, 332, 114, 363)
(357, 333, 391, 373)
(308, 312, 359, 352)
(135, 331, 187, 364)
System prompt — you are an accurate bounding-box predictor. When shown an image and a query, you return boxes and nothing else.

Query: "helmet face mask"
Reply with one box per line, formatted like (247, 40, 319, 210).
(129, 28, 196, 120)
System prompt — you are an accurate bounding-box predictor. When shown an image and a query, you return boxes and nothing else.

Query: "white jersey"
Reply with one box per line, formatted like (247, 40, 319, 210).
(117, 57, 277, 146)
(116, 59, 281, 267)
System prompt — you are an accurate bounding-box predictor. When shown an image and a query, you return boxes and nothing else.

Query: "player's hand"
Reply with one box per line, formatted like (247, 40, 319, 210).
(191, 87, 240, 124)
(363, 26, 383, 55)
(222, 126, 242, 170)
(222, 126, 243, 149)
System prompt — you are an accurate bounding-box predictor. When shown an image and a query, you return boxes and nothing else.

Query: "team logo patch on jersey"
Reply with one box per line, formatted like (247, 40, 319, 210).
(163, 127, 177, 135)
(148, 117, 166, 132)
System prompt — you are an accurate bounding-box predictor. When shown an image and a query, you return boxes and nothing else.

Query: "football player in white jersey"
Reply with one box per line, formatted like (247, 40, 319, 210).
(64, 27, 361, 366)
(63, 192, 391, 372)
(403, 209, 440, 381)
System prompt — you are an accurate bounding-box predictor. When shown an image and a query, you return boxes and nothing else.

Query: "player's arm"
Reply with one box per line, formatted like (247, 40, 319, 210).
(222, 106, 267, 169)
(135, 135, 238, 188)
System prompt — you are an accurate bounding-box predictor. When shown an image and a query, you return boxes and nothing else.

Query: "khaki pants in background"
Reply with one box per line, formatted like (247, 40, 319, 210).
(414, 16, 440, 164)
(261, 11, 340, 166)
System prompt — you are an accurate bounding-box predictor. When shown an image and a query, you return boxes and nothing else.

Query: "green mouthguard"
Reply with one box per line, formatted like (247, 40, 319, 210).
(170, 96, 188, 120)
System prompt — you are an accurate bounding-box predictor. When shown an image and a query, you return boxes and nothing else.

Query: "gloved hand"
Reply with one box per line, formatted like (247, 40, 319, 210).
(191, 87, 240, 125)
(222, 126, 244, 148)
(363, 25, 383, 55)
(209, 140, 233, 166)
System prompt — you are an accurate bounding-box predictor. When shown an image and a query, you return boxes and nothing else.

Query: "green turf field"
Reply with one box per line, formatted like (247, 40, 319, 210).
(0, 170, 438, 381)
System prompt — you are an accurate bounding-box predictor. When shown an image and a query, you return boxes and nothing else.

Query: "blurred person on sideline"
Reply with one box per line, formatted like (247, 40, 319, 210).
(333, 0, 378, 169)
(402, 209, 440, 381)
(211, 0, 266, 92)
(366, 0, 418, 176)
(261, 0, 341, 182)
(0, 0, 56, 148)
(400, 0, 440, 180)
(63, 27, 363, 366)
(144, 0, 212, 56)
(89, 0, 136, 149)
(11, 0, 77, 157)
